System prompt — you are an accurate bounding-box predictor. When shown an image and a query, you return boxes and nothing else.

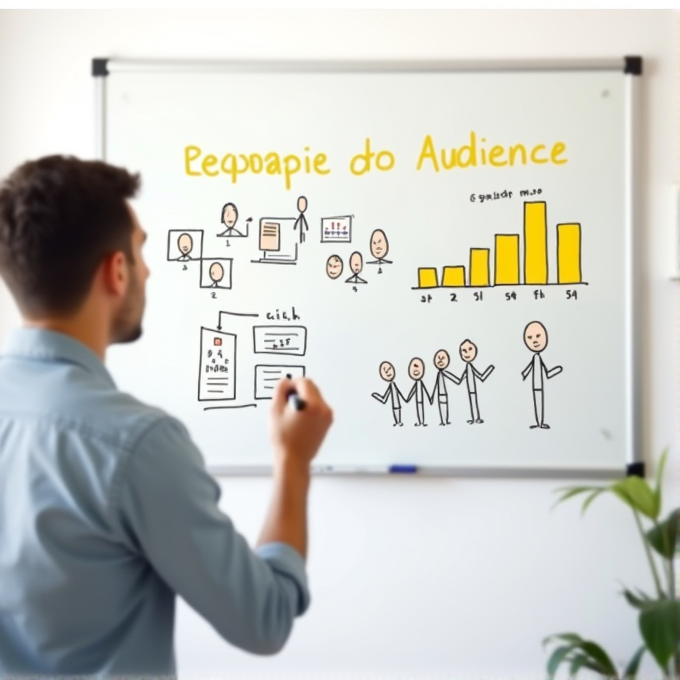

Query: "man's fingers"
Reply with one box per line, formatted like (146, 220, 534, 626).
(272, 377, 295, 414)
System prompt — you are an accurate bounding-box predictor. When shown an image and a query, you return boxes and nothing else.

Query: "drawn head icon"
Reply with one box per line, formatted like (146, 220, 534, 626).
(209, 262, 225, 284)
(434, 349, 450, 369)
(370, 229, 389, 260)
(459, 340, 478, 363)
(408, 357, 425, 380)
(379, 361, 395, 382)
(326, 255, 343, 280)
(349, 251, 363, 275)
(177, 233, 193, 257)
(524, 321, 548, 353)
(297, 196, 308, 213)
(221, 203, 238, 228)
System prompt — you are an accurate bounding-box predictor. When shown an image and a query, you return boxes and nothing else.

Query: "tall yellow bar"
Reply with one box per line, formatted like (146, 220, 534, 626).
(494, 235, 520, 285)
(524, 201, 548, 285)
(442, 266, 466, 287)
(418, 267, 439, 288)
(557, 223, 582, 284)
(469, 249, 490, 287)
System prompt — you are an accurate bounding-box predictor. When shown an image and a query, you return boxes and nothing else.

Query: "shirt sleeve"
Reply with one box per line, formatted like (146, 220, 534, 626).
(111, 416, 310, 655)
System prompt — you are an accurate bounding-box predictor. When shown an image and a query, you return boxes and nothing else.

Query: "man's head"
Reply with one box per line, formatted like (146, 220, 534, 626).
(209, 262, 225, 283)
(326, 254, 343, 280)
(434, 349, 450, 369)
(349, 251, 363, 275)
(524, 321, 548, 353)
(459, 340, 477, 363)
(178, 233, 193, 256)
(0, 155, 148, 344)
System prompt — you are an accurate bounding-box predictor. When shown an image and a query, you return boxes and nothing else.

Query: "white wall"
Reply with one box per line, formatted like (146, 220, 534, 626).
(0, 10, 677, 679)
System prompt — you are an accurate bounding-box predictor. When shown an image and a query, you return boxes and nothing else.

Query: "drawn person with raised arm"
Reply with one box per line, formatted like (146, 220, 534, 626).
(521, 321, 563, 429)
(457, 339, 494, 424)
(431, 349, 461, 426)
(371, 361, 405, 427)
(405, 357, 431, 427)
(366, 229, 392, 273)
(176, 232, 194, 261)
(293, 195, 309, 244)
(345, 252, 367, 284)
(217, 202, 245, 238)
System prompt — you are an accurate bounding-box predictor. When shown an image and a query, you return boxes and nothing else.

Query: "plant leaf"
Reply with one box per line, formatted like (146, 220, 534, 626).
(653, 448, 668, 516)
(581, 488, 607, 515)
(568, 652, 590, 677)
(611, 476, 659, 520)
(646, 509, 680, 560)
(547, 644, 576, 679)
(622, 645, 646, 680)
(639, 599, 680, 670)
(622, 588, 651, 609)
(552, 486, 600, 509)
(576, 640, 618, 675)
(543, 632, 585, 647)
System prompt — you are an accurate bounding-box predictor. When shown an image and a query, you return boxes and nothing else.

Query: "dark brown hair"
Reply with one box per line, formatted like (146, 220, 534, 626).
(0, 155, 140, 316)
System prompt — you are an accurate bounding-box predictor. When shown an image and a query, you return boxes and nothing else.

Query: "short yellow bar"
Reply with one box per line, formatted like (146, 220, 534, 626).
(418, 267, 439, 288)
(494, 234, 520, 285)
(557, 223, 582, 284)
(469, 249, 490, 287)
(442, 266, 466, 287)
(524, 201, 548, 285)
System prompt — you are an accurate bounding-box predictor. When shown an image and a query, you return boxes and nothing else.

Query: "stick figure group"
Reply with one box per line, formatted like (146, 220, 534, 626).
(371, 321, 563, 429)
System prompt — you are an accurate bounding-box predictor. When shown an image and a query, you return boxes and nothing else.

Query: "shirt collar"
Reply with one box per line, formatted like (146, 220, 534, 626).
(2, 328, 116, 388)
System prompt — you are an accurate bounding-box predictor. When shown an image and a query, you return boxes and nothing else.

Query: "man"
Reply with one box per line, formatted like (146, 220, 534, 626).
(405, 357, 431, 427)
(521, 320, 563, 429)
(0, 156, 333, 676)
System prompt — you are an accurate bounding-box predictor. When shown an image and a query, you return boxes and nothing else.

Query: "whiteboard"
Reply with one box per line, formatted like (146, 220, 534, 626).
(98, 58, 640, 476)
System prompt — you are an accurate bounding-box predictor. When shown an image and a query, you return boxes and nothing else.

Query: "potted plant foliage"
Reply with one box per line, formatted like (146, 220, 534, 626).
(544, 451, 679, 679)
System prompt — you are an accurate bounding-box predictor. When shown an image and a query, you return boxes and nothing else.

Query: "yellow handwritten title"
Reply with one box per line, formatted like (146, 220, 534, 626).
(184, 132, 568, 190)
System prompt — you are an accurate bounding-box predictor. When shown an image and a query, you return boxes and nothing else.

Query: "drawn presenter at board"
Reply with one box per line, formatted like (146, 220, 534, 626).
(405, 357, 432, 427)
(457, 339, 494, 424)
(521, 321, 563, 429)
(371, 361, 405, 426)
(431, 349, 461, 426)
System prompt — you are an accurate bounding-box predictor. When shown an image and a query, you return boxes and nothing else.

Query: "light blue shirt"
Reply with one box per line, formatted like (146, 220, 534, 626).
(0, 328, 309, 676)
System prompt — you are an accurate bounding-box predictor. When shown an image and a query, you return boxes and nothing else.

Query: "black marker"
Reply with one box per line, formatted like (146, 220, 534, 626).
(285, 373, 306, 411)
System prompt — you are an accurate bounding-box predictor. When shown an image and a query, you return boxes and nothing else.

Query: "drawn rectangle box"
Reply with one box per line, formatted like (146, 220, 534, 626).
(198, 327, 236, 401)
(253, 326, 307, 356)
(321, 215, 352, 243)
(254, 364, 306, 400)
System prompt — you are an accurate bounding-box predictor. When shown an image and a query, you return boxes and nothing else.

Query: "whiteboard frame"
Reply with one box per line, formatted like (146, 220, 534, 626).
(94, 57, 641, 480)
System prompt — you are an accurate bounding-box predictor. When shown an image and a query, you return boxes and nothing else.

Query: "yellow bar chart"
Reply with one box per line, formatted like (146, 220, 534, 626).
(413, 201, 584, 289)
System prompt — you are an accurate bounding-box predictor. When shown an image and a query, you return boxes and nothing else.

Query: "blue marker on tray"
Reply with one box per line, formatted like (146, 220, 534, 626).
(285, 373, 306, 411)
(389, 465, 418, 474)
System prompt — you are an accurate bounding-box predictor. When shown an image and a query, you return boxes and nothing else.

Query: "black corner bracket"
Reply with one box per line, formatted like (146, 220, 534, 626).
(626, 461, 645, 478)
(624, 56, 643, 76)
(92, 58, 109, 77)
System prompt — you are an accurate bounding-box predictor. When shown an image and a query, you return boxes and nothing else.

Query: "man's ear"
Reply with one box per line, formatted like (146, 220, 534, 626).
(100, 251, 128, 299)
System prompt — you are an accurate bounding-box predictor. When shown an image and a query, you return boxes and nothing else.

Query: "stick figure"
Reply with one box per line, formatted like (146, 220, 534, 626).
(293, 195, 309, 244)
(366, 229, 392, 274)
(521, 321, 563, 429)
(371, 361, 406, 426)
(431, 349, 461, 426)
(457, 340, 494, 424)
(405, 357, 431, 427)
(345, 252, 367, 284)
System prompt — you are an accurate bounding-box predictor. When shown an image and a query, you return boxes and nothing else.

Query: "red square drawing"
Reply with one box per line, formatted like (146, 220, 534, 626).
(214, 338, 222, 346)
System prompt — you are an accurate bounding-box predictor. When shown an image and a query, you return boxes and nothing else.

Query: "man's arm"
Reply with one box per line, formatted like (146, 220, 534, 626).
(473, 364, 495, 382)
(546, 365, 563, 379)
(521, 362, 533, 380)
(443, 370, 462, 385)
(113, 377, 332, 656)
(257, 378, 333, 560)
(371, 387, 390, 404)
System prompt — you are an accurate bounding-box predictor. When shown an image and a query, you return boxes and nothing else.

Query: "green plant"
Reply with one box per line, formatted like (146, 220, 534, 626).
(544, 450, 680, 679)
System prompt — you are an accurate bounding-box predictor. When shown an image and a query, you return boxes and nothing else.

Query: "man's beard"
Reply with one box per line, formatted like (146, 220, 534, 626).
(112, 274, 144, 344)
